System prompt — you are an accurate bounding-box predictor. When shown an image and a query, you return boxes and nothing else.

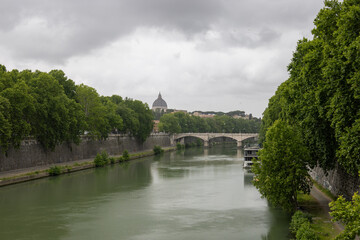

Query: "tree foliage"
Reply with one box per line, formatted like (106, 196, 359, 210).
(158, 114, 181, 133)
(158, 112, 260, 133)
(123, 98, 153, 142)
(253, 120, 311, 212)
(0, 65, 153, 152)
(330, 191, 360, 240)
(259, 0, 360, 174)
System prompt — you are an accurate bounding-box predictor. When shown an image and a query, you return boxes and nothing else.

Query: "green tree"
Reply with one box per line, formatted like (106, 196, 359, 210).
(76, 84, 108, 139)
(252, 120, 311, 212)
(116, 103, 139, 135)
(158, 114, 181, 133)
(124, 99, 153, 142)
(0, 80, 35, 148)
(28, 72, 84, 149)
(259, 0, 360, 174)
(330, 190, 360, 240)
(49, 70, 77, 99)
(174, 112, 191, 132)
(0, 96, 12, 151)
(100, 96, 123, 134)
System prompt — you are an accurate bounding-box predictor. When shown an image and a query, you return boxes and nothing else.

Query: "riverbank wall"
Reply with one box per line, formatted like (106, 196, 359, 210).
(310, 163, 360, 200)
(0, 133, 172, 173)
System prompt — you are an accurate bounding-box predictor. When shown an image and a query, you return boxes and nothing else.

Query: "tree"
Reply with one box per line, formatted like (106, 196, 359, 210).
(258, 0, 360, 174)
(49, 70, 77, 99)
(330, 190, 360, 240)
(123, 98, 153, 142)
(252, 120, 311, 212)
(158, 114, 181, 133)
(116, 103, 139, 135)
(0, 96, 12, 151)
(28, 72, 84, 149)
(76, 84, 108, 139)
(0, 80, 35, 148)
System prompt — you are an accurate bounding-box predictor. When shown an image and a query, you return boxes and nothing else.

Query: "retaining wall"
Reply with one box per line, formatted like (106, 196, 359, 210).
(310, 163, 360, 200)
(0, 133, 171, 172)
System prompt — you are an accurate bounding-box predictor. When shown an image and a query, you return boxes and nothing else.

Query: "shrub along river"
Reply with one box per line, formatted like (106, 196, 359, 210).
(0, 144, 290, 240)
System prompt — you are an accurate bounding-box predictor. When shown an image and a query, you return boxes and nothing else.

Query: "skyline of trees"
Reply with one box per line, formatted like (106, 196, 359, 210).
(158, 111, 261, 134)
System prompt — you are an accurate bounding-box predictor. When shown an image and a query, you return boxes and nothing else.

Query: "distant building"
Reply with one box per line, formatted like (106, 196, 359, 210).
(193, 111, 215, 118)
(172, 109, 188, 113)
(233, 114, 251, 120)
(152, 92, 167, 112)
(153, 120, 160, 132)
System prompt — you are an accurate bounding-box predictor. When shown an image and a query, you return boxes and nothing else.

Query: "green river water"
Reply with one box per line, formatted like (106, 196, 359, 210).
(0, 145, 290, 240)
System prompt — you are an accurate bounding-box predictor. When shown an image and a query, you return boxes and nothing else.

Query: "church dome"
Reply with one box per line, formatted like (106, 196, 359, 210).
(152, 93, 167, 110)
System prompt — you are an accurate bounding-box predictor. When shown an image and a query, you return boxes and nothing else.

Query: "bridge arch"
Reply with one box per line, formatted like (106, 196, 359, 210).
(172, 133, 259, 148)
(174, 135, 207, 146)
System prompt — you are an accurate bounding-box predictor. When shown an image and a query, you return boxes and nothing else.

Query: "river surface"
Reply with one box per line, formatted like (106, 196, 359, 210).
(0, 145, 290, 240)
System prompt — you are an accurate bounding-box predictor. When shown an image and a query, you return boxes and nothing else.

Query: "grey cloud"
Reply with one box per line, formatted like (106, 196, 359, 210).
(0, 0, 324, 63)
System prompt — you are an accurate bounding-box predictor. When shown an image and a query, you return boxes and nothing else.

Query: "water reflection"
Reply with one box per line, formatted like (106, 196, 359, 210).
(244, 170, 255, 187)
(0, 144, 289, 240)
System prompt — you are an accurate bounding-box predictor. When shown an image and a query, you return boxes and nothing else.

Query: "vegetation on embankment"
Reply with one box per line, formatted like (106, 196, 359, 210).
(0, 65, 153, 153)
(0, 147, 176, 187)
(259, 0, 360, 176)
(296, 192, 340, 240)
(253, 0, 360, 238)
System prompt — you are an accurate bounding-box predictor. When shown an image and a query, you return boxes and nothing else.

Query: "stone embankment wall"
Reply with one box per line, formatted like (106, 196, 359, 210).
(0, 133, 171, 172)
(310, 163, 360, 200)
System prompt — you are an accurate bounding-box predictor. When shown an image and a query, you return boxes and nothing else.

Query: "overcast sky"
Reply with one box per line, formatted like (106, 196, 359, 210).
(0, 0, 325, 117)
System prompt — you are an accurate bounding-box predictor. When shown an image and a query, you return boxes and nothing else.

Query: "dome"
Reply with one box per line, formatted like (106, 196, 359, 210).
(152, 92, 167, 110)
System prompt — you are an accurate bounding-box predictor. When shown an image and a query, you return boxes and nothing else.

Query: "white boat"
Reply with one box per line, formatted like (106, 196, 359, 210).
(243, 146, 260, 168)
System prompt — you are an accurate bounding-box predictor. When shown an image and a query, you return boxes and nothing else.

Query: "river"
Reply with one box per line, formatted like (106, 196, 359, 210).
(0, 144, 290, 240)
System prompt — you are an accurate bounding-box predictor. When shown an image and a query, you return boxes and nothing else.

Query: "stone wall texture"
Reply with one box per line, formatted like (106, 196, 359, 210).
(0, 133, 171, 172)
(310, 163, 360, 200)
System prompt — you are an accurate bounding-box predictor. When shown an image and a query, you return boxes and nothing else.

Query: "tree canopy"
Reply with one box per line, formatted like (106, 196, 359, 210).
(0, 65, 153, 152)
(260, 0, 360, 175)
(158, 112, 260, 133)
(253, 120, 311, 212)
(330, 190, 360, 240)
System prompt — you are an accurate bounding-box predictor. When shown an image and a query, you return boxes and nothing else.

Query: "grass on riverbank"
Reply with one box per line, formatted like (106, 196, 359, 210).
(311, 179, 337, 201)
(297, 193, 340, 239)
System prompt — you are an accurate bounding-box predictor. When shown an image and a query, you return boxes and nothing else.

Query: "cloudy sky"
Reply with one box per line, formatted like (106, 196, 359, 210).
(0, 0, 325, 117)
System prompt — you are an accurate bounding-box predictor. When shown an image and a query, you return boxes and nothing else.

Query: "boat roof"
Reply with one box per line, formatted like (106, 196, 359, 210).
(244, 146, 260, 151)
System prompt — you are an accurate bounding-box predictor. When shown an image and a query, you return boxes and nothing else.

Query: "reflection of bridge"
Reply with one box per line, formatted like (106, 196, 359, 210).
(171, 133, 259, 148)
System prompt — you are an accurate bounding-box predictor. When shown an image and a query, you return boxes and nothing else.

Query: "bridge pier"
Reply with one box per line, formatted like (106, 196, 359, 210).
(237, 141, 242, 148)
(204, 140, 209, 148)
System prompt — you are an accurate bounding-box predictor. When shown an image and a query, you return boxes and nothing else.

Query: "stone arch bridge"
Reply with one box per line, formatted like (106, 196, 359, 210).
(171, 133, 259, 148)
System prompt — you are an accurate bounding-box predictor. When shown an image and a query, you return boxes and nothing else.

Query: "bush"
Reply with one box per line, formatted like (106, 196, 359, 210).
(296, 222, 318, 240)
(290, 211, 318, 240)
(153, 145, 164, 155)
(109, 157, 115, 164)
(48, 166, 61, 176)
(290, 211, 312, 233)
(122, 150, 130, 161)
(94, 150, 109, 167)
(196, 139, 203, 146)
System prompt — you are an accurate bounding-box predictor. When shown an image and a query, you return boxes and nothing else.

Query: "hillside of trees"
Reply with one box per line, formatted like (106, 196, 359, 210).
(259, 0, 360, 176)
(0, 65, 153, 152)
(158, 111, 260, 133)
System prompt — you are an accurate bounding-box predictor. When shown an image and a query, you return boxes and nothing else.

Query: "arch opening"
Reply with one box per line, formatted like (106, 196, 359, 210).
(175, 136, 205, 148)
